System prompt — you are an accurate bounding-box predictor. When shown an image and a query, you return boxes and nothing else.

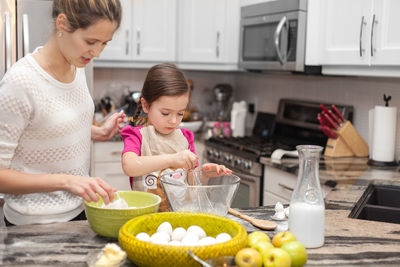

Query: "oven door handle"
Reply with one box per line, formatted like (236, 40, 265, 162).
(274, 16, 288, 65)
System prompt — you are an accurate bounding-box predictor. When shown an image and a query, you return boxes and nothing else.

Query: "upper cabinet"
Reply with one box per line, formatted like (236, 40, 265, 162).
(97, 0, 132, 61)
(132, 0, 176, 62)
(95, 0, 240, 71)
(318, 0, 400, 76)
(177, 0, 240, 70)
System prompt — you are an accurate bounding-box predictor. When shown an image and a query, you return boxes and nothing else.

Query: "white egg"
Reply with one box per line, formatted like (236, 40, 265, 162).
(181, 232, 200, 246)
(171, 227, 187, 241)
(197, 237, 217, 246)
(168, 240, 182, 246)
(216, 233, 232, 243)
(187, 225, 206, 239)
(157, 221, 173, 236)
(150, 231, 170, 244)
(135, 232, 150, 242)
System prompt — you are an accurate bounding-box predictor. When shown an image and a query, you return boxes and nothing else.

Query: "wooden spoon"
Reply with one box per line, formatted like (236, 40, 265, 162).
(228, 208, 277, 230)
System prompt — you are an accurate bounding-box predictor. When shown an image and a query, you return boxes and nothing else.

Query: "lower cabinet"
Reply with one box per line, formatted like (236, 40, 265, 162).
(91, 141, 131, 191)
(263, 166, 296, 206)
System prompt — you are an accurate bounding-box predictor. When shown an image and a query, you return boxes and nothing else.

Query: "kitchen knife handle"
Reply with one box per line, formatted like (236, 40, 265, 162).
(322, 112, 339, 130)
(320, 104, 329, 114)
(328, 109, 341, 125)
(331, 105, 346, 122)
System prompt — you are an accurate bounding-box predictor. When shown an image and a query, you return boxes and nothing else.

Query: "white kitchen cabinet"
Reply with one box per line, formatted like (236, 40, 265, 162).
(132, 0, 176, 62)
(97, 0, 133, 61)
(91, 141, 131, 191)
(96, 0, 176, 67)
(263, 166, 296, 206)
(177, 0, 240, 70)
(319, 0, 400, 76)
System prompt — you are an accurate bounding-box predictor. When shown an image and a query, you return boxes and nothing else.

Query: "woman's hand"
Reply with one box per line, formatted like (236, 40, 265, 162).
(63, 175, 116, 204)
(92, 111, 127, 141)
(170, 149, 198, 170)
(201, 163, 232, 176)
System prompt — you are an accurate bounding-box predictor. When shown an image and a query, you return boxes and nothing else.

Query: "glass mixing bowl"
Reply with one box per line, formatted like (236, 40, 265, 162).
(160, 169, 240, 216)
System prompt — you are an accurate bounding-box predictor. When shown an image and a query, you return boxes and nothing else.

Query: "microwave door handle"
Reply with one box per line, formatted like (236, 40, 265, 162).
(5, 13, 12, 72)
(274, 16, 288, 65)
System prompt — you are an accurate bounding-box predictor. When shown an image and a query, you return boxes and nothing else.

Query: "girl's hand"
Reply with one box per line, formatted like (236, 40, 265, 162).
(201, 163, 232, 175)
(171, 150, 198, 170)
(63, 175, 116, 204)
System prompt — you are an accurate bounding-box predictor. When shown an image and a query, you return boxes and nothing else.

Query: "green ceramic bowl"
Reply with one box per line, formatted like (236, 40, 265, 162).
(85, 191, 161, 238)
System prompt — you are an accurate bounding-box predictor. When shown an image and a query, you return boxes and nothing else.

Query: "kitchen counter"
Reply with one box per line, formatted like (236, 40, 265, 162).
(1, 157, 400, 266)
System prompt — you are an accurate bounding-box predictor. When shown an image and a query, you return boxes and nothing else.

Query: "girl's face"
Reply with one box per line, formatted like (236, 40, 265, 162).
(58, 18, 118, 67)
(142, 93, 190, 135)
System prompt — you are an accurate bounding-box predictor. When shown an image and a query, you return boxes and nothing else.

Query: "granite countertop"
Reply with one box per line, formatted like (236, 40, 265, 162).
(1, 157, 400, 266)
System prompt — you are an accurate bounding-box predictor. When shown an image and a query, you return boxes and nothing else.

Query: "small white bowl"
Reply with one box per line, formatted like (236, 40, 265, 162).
(179, 121, 203, 132)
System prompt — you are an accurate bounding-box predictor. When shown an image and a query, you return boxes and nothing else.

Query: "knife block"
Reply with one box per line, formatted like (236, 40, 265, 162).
(324, 121, 369, 157)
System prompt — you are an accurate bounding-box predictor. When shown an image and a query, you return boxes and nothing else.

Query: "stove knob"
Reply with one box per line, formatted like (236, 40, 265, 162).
(207, 149, 213, 156)
(224, 155, 232, 163)
(244, 161, 252, 170)
(214, 151, 220, 159)
(234, 159, 242, 167)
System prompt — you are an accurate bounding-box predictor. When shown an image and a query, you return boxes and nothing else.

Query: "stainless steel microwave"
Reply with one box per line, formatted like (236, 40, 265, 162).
(239, 0, 318, 73)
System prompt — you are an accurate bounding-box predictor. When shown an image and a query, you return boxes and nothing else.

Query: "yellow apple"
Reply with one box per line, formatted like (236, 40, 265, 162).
(234, 248, 263, 267)
(247, 231, 271, 248)
(272, 231, 296, 248)
(263, 248, 291, 267)
(281, 241, 307, 267)
(252, 240, 274, 258)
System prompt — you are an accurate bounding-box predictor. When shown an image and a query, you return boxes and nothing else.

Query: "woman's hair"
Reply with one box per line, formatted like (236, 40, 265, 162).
(52, 0, 122, 32)
(133, 63, 191, 121)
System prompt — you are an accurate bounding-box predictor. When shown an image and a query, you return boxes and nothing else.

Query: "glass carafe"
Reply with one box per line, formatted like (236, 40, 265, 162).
(289, 145, 325, 248)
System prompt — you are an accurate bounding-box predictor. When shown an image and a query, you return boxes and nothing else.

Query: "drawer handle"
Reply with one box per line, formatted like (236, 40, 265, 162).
(110, 151, 120, 156)
(278, 183, 294, 192)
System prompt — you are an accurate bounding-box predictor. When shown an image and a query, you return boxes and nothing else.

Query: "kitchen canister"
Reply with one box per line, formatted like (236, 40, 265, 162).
(368, 95, 398, 166)
(231, 101, 247, 137)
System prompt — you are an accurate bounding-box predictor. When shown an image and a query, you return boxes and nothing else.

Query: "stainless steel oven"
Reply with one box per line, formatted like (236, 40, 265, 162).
(239, 0, 309, 72)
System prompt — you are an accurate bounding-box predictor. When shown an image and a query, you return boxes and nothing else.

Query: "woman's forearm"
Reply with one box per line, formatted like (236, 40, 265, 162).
(0, 169, 67, 194)
(122, 152, 173, 177)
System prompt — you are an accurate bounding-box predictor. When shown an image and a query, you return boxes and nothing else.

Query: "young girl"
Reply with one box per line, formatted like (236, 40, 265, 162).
(121, 63, 231, 211)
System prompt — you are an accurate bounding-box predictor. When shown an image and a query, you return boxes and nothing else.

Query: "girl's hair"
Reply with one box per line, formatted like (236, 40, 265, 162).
(52, 0, 122, 32)
(133, 63, 190, 121)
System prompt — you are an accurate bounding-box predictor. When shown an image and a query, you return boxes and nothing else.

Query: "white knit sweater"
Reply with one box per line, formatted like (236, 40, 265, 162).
(0, 51, 94, 225)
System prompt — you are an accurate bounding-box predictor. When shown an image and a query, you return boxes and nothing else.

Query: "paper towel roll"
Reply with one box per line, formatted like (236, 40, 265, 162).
(372, 106, 397, 162)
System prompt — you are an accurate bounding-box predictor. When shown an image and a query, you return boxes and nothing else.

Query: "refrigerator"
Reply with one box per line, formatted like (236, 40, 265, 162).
(0, 0, 93, 90)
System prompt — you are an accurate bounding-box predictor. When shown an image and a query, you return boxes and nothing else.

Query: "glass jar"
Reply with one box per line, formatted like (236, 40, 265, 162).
(222, 122, 231, 137)
(288, 145, 325, 248)
(212, 122, 222, 137)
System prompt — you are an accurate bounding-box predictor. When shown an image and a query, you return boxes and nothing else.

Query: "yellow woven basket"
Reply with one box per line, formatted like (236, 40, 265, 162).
(118, 212, 247, 267)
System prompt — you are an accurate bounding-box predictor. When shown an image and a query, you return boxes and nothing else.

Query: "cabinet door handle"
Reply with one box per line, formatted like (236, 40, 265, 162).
(370, 14, 377, 57)
(136, 28, 141, 56)
(5, 13, 11, 72)
(216, 31, 220, 58)
(111, 151, 120, 156)
(22, 14, 30, 57)
(125, 30, 129, 55)
(278, 183, 294, 192)
(359, 16, 366, 57)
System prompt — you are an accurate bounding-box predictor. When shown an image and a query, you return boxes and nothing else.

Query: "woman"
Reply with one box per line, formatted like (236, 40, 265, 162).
(0, 0, 124, 225)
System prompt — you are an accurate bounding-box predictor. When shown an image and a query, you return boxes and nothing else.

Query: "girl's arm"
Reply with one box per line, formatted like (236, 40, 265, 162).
(122, 150, 198, 177)
(0, 169, 115, 204)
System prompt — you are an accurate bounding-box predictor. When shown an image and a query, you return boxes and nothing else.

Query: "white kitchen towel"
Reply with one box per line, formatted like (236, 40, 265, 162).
(371, 106, 397, 162)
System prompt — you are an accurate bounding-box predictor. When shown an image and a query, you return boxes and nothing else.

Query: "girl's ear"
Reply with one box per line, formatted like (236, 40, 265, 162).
(141, 97, 149, 113)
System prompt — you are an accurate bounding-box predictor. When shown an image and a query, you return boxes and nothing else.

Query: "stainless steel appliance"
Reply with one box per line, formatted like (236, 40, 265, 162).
(205, 99, 353, 208)
(0, 0, 93, 92)
(239, 0, 319, 73)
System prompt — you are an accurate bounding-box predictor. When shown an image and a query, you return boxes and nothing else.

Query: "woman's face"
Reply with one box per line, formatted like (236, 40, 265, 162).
(58, 18, 118, 67)
(142, 93, 190, 135)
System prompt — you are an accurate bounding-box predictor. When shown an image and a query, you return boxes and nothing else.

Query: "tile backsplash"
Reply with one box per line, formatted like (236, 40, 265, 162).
(94, 67, 400, 157)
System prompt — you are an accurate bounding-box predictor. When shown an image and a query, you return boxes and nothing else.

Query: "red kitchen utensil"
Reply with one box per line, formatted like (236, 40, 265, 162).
(319, 125, 338, 139)
(322, 111, 339, 130)
(327, 109, 342, 126)
(331, 105, 346, 122)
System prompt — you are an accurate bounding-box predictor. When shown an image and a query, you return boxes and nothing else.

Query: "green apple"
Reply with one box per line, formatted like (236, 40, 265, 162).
(247, 231, 271, 248)
(252, 240, 274, 258)
(263, 248, 291, 267)
(272, 231, 296, 248)
(281, 241, 307, 267)
(234, 248, 263, 267)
